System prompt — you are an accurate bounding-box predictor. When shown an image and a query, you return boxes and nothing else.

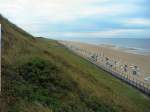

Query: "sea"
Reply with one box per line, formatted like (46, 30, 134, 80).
(62, 38, 150, 55)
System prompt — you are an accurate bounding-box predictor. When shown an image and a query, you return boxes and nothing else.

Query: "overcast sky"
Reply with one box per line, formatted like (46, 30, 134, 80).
(0, 0, 150, 39)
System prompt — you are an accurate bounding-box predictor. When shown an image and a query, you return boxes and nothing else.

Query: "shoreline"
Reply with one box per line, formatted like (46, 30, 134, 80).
(100, 44, 150, 56)
(60, 40, 150, 84)
(60, 39, 150, 56)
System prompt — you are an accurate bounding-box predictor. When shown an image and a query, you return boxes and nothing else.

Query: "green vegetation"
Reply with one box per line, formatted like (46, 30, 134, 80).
(1, 15, 150, 112)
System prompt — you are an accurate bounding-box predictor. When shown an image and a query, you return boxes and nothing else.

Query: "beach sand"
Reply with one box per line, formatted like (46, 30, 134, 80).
(60, 41, 150, 83)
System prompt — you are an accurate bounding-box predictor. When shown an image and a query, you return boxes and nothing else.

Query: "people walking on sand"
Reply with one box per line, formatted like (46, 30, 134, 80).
(132, 65, 140, 76)
(124, 64, 128, 72)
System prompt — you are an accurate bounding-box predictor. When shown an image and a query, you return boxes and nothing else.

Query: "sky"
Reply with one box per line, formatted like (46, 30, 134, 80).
(0, 0, 150, 39)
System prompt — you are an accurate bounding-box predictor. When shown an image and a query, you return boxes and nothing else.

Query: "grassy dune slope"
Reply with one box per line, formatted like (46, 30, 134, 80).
(1, 15, 150, 112)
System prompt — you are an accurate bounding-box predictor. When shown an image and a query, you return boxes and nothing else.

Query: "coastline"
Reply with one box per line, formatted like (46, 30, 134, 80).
(60, 40, 150, 83)
(105, 45, 150, 56)
(62, 38, 150, 56)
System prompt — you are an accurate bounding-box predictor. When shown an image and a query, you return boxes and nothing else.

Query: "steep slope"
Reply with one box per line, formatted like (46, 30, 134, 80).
(1, 15, 150, 112)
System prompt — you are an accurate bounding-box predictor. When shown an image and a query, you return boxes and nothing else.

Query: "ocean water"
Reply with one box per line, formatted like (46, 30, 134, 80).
(65, 38, 150, 55)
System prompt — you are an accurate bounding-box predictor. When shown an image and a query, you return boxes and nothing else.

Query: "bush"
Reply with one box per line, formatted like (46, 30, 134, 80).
(18, 58, 77, 92)
(13, 58, 78, 109)
(3, 58, 118, 112)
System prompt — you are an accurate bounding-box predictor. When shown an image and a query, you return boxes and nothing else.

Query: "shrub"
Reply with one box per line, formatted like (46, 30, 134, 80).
(3, 58, 118, 112)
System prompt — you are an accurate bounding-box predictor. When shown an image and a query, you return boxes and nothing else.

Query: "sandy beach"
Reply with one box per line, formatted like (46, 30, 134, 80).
(60, 41, 150, 83)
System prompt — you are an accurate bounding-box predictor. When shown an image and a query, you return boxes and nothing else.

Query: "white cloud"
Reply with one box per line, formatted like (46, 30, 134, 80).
(0, 0, 149, 38)
(125, 18, 150, 26)
(48, 29, 149, 38)
(0, 0, 139, 24)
